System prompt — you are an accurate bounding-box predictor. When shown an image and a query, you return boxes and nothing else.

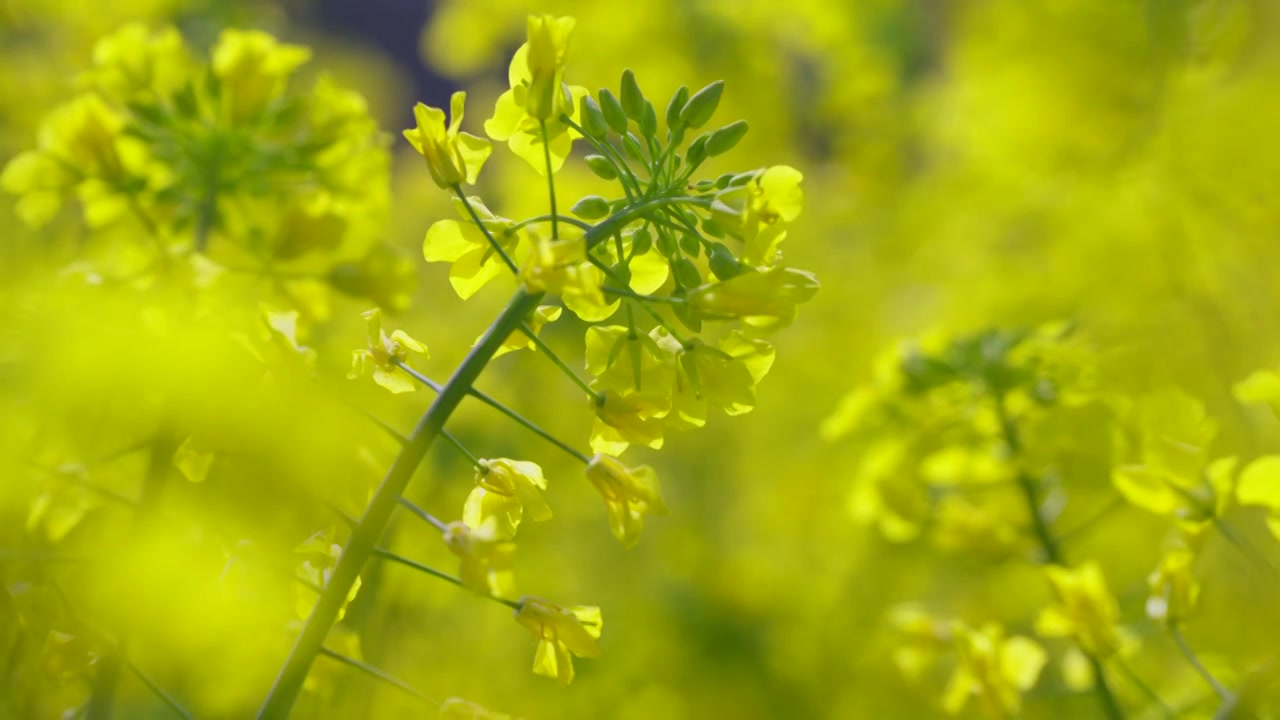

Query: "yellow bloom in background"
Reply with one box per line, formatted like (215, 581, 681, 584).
(404, 92, 492, 189)
(1, 93, 144, 228)
(1035, 562, 1126, 659)
(1146, 548, 1200, 624)
(1236, 455, 1280, 540)
(1234, 367, 1280, 417)
(424, 195, 526, 299)
(686, 265, 820, 334)
(710, 165, 805, 267)
(347, 308, 428, 394)
(1111, 391, 1234, 526)
(942, 622, 1046, 718)
(888, 604, 950, 680)
(26, 474, 94, 544)
(211, 29, 311, 122)
(443, 520, 517, 598)
(82, 23, 192, 99)
(513, 596, 602, 686)
(584, 453, 668, 547)
(463, 458, 552, 539)
(484, 16, 588, 175)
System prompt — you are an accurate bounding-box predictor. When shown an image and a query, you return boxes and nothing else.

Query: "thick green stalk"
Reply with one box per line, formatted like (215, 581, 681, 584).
(256, 289, 543, 719)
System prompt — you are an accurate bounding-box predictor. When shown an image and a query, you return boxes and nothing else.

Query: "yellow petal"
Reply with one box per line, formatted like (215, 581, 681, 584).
(1238, 456, 1280, 511)
(424, 220, 481, 263)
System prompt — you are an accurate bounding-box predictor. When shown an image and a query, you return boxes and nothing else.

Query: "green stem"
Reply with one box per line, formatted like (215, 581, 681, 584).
(1212, 517, 1280, 583)
(520, 322, 602, 403)
(585, 254, 694, 347)
(372, 548, 520, 611)
(1058, 495, 1125, 544)
(560, 115, 642, 197)
(508, 214, 594, 234)
(1170, 622, 1233, 703)
(393, 361, 590, 465)
(452, 186, 518, 274)
(396, 496, 448, 533)
(996, 395, 1125, 720)
(256, 289, 543, 719)
(1113, 658, 1174, 717)
(602, 285, 685, 303)
(123, 658, 195, 719)
(540, 121, 559, 239)
(316, 647, 428, 703)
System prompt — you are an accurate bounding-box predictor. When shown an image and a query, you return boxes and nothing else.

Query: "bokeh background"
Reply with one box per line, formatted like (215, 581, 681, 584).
(3, 0, 1280, 718)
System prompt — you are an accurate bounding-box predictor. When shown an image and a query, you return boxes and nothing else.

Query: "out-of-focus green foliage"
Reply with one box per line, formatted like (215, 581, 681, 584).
(4, 0, 1280, 718)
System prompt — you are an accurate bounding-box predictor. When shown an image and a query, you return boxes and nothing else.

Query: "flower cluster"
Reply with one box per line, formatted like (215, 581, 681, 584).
(831, 325, 1280, 717)
(341, 13, 818, 690)
(1, 25, 406, 315)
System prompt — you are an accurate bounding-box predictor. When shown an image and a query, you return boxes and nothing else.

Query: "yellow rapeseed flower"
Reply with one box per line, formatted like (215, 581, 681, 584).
(513, 596, 602, 686)
(404, 92, 493, 189)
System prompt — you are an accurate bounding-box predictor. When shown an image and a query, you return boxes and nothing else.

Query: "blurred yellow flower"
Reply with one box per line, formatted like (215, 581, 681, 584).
(82, 23, 191, 99)
(584, 453, 667, 547)
(347, 308, 428, 394)
(513, 596, 602, 686)
(1146, 548, 1200, 624)
(1035, 562, 1125, 659)
(1236, 455, 1280, 540)
(403, 93, 492, 189)
(942, 622, 1045, 718)
(463, 458, 552, 540)
(1111, 391, 1234, 527)
(211, 29, 311, 122)
(444, 520, 517, 597)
